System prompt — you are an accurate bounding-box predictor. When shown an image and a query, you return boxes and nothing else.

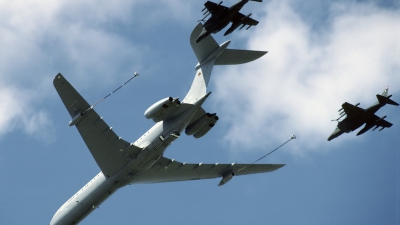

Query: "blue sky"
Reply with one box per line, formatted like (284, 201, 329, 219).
(0, 0, 399, 224)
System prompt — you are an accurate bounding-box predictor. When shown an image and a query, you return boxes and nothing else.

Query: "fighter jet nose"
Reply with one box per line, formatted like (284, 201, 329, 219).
(196, 35, 204, 43)
(196, 29, 209, 43)
(328, 128, 342, 141)
(327, 135, 335, 141)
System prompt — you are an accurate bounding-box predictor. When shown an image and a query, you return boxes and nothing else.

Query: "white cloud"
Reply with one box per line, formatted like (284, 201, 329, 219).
(0, 0, 195, 141)
(0, 85, 54, 141)
(1, 0, 398, 150)
(0, 87, 24, 135)
(213, 0, 400, 155)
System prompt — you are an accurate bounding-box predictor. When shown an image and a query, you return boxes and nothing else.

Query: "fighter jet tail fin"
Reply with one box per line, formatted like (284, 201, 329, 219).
(376, 94, 399, 106)
(381, 86, 389, 97)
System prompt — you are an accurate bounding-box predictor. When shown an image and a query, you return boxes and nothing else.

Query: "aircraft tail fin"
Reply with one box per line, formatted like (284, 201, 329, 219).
(184, 23, 266, 103)
(250, 0, 263, 2)
(381, 86, 389, 97)
(376, 87, 399, 106)
(376, 94, 399, 106)
(190, 23, 220, 64)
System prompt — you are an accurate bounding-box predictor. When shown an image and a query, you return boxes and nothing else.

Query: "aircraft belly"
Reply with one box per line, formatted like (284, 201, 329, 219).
(338, 119, 363, 133)
(204, 18, 230, 34)
(115, 134, 179, 185)
(113, 103, 203, 185)
(50, 173, 115, 225)
(349, 122, 363, 132)
(135, 122, 164, 148)
(214, 21, 231, 33)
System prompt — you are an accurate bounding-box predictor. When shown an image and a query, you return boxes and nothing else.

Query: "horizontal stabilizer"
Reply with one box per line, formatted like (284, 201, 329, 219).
(215, 49, 267, 66)
(190, 23, 267, 67)
(376, 94, 399, 106)
(387, 98, 399, 106)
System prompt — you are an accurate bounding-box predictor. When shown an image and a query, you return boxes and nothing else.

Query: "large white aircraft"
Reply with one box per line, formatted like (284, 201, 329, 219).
(50, 23, 285, 225)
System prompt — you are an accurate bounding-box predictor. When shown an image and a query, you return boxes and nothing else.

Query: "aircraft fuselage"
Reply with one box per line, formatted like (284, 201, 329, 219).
(340, 103, 384, 131)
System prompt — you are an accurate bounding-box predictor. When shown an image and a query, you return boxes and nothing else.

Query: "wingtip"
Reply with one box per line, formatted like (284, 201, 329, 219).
(55, 73, 64, 80)
(54, 73, 66, 86)
(273, 164, 286, 169)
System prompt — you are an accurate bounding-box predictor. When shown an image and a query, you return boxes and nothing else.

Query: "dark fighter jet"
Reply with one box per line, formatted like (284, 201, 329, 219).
(196, 0, 261, 43)
(328, 87, 399, 141)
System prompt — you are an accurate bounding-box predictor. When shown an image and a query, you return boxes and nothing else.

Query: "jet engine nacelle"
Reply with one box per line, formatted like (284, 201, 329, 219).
(144, 97, 180, 122)
(185, 113, 219, 138)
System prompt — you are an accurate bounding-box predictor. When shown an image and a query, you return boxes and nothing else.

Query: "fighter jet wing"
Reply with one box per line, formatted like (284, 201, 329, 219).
(341, 102, 363, 115)
(369, 114, 393, 128)
(53, 74, 142, 178)
(133, 157, 285, 184)
(232, 12, 259, 26)
(204, 1, 228, 14)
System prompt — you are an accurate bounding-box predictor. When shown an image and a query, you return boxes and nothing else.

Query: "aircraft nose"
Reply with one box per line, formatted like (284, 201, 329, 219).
(50, 207, 67, 225)
(328, 128, 341, 141)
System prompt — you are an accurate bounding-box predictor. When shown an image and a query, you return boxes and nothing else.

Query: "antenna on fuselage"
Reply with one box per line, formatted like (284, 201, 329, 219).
(69, 72, 139, 126)
(236, 135, 296, 172)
